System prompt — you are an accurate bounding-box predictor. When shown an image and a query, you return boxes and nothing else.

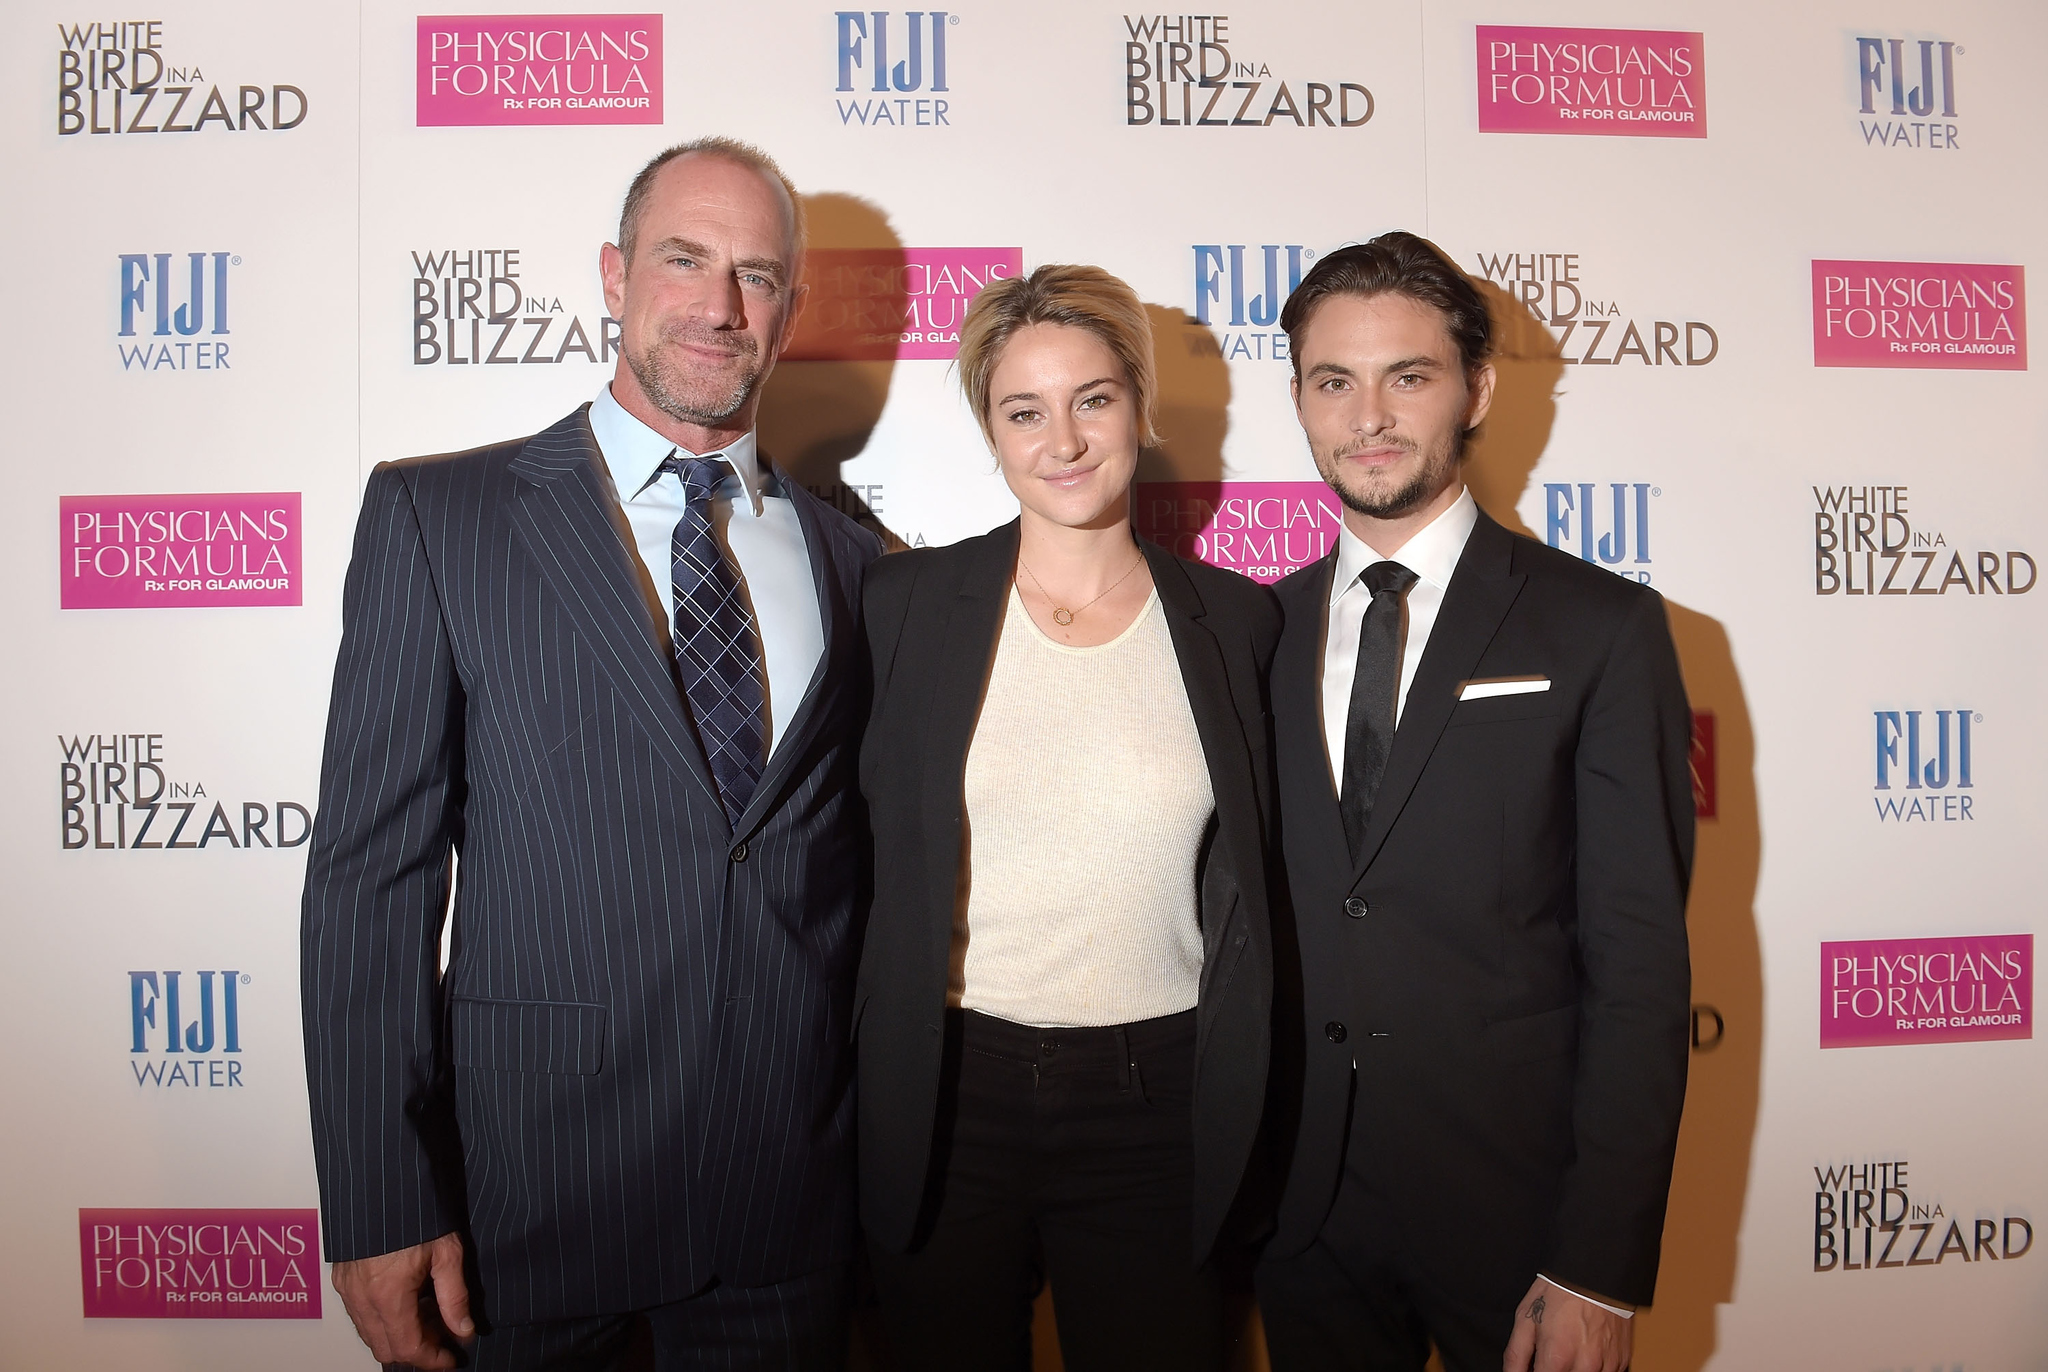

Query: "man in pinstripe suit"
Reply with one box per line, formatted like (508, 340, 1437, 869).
(302, 138, 882, 1370)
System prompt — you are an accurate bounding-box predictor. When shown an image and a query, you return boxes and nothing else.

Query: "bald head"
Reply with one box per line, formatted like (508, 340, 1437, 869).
(617, 137, 804, 268)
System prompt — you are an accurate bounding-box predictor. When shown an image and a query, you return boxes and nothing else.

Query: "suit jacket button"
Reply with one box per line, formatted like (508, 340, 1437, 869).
(1344, 897, 1369, 918)
(1325, 1021, 1348, 1044)
(731, 842, 749, 863)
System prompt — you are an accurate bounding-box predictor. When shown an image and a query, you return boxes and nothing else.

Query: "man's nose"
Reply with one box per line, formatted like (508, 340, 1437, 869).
(697, 271, 745, 328)
(1351, 387, 1393, 436)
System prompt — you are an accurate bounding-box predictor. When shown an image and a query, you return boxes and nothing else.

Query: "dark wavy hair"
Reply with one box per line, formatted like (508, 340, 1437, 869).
(1279, 231, 1491, 378)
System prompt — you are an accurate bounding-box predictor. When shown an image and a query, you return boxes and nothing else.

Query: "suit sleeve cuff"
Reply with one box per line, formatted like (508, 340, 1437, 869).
(1538, 1274, 1635, 1319)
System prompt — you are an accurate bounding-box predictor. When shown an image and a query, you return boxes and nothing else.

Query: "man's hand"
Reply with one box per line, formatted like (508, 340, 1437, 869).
(331, 1232, 475, 1369)
(1502, 1277, 1631, 1372)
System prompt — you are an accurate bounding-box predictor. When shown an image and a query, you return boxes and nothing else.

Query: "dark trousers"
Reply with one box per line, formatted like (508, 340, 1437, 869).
(1256, 1134, 1520, 1372)
(448, 1264, 849, 1372)
(868, 1007, 1222, 1372)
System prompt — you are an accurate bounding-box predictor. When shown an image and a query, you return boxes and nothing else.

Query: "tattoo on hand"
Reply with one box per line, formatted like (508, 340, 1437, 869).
(1527, 1294, 1547, 1324)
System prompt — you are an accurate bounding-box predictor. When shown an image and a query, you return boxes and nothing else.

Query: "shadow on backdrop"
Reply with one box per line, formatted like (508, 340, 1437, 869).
(1465, 278, 1764, 1372)
(758, 191, 909, 550)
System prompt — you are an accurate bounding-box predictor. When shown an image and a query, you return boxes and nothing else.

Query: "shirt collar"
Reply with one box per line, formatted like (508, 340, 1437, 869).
(588, 381, 767, 511)
(1329, 487, 1479, 606)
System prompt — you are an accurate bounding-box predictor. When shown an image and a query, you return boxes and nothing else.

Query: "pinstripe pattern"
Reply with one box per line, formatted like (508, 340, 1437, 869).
(302, 405, 881, 1327)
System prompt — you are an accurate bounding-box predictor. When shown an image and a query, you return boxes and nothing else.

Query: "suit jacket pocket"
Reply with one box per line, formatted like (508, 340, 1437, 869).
(1483, 1002, 1579, 1065)
(1447, 690, 1564, 727)
(450, 997, 608, 1075)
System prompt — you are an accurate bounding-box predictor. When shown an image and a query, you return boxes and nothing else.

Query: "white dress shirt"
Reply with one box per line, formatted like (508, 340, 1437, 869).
(1318, 488, 1479, 790)
(587, 383, 822, 760)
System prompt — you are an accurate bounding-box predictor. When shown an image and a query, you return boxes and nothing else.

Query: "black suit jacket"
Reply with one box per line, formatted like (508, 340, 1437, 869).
(300, 406, 882, 1325)
(1267, 509, 1693, 1308)
(856, 521, 1282, 1263)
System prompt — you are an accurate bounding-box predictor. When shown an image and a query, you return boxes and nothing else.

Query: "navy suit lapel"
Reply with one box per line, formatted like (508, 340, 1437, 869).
(1349, 511, 1526, 883)
(729, 475, 851, 836)
(507, 407, 728, 826)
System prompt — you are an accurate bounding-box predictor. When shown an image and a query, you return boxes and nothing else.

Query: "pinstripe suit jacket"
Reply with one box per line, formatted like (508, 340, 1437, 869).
(301, 405, 882, 1325)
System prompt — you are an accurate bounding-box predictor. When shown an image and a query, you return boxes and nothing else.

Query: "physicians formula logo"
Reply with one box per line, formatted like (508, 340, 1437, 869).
(80, 1209, 319, 1317)
(1476, 27, 1704, 137)
(1812, 261, 2025, 370)
(61, 494, 299, 608)
(784, 248, 1020, 361)
(1134, 482, 1339, 584)
(1820, 934, 2030, 1048)
(416, 14, 660, 125)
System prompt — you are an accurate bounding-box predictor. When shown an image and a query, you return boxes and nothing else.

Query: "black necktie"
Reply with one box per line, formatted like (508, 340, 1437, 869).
(1340, 560, 1418, 858)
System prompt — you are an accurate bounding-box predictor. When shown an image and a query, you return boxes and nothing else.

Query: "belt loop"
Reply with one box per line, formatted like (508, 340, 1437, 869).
(1114, 1024, 1133, 1093)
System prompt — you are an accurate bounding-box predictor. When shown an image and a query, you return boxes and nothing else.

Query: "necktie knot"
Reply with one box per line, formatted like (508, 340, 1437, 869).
(662, 452, 732, 507)
(1361, 560, 1418, 600)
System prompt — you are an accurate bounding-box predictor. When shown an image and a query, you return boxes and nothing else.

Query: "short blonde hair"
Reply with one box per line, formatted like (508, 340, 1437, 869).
(957, 264, 1159, 448)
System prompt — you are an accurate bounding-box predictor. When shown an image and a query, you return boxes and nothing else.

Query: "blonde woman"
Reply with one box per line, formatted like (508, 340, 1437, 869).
(855, 265, 1281, 1370)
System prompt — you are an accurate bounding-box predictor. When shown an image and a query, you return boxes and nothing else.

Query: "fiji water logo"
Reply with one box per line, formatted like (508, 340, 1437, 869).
(117, 254, 234, 372)
(1873, 710, 1977, 822)
(1188, 244, 1312, 361)
(1855, 38, 1962, 150)
(1542, 483, 1657, 583)
(129, 970, 246, 1089)
(834, 11, 954, 127)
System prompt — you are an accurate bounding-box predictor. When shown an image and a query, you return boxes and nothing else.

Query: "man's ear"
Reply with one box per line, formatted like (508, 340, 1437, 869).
(772, 278, 811, 361)
(600, 242, 628, 320)
(1465, 361, 1497, 431)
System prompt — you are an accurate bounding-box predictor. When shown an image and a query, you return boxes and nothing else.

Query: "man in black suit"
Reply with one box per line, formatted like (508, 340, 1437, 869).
(1255, 232, 1694, 1372)
(301, 138, 881, 1370)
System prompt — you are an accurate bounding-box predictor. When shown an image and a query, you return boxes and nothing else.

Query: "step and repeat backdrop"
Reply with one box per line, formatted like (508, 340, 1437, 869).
(2, 0, 2042, 1367)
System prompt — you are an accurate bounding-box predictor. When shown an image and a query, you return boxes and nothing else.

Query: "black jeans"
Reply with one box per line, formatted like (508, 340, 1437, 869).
(868, 1007, 1221, 1372)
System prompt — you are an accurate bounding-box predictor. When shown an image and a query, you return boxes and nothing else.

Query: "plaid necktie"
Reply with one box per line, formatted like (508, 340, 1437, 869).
(662, 452, 766, 824)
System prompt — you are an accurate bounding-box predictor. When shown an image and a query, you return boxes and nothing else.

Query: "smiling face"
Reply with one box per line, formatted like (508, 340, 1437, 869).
(985, 323, 1143, 534)
(600, 152, 804, 441)
(1291, 291, 1495, 531)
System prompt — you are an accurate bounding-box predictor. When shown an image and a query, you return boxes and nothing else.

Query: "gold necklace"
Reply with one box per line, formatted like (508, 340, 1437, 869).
(1017, 545, 1147, 627)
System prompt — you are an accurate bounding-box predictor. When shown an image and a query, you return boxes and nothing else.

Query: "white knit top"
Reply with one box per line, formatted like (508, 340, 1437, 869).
(951, 585, 1216, 1028)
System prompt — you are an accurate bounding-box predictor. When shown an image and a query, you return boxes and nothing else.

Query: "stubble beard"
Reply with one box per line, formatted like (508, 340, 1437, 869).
(1316, 432, 1463, 521)
(625, 326, 765, 428)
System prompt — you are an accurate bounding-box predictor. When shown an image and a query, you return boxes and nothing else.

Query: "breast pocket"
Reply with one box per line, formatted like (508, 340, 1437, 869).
(450, 997, 608, 1075)
(1447, 689, 1564, 727)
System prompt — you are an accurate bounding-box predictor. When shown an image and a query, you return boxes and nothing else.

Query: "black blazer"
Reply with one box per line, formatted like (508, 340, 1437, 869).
(300, 406, 882, 1325)
(855, 520, 1282, 1263)
(1267, 509, 1694, 1308)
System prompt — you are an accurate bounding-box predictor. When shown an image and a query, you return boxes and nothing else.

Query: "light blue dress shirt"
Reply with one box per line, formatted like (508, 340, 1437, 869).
(587, 383, 823, 761)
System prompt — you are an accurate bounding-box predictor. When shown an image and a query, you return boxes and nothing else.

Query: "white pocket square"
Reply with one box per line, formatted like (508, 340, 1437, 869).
(1458, 676, 1551, 700)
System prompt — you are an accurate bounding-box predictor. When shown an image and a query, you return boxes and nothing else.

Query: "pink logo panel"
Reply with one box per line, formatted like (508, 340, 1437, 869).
(61, 494, 300, 609)
(1476, 26, 1706, 137)
(1812, 261, 2027, 370)
(417, 15, 662, 126)
(784, 248, 1023, 361)
(1820, 934, 2032, 1048)
(1134, 482, 1339, 585)
(61, 494, 301, 610)
(79, 1209, 321, 1318)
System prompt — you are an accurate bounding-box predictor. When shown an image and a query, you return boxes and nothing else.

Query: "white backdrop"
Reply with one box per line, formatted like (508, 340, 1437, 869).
(3, 1, 2042, 1368)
